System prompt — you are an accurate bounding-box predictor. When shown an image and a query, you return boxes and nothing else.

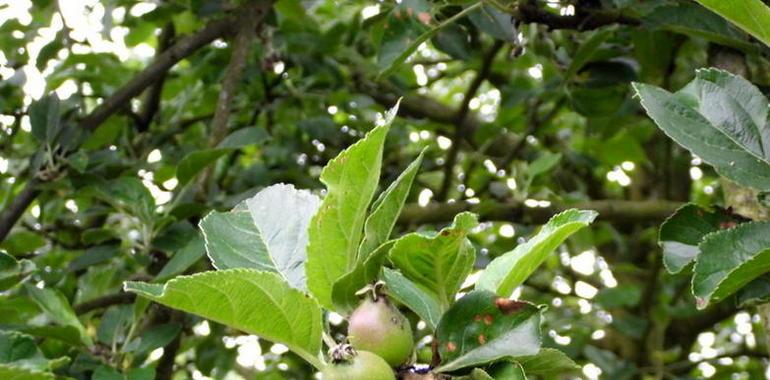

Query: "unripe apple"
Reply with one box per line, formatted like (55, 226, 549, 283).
(348, 292, 414, 366)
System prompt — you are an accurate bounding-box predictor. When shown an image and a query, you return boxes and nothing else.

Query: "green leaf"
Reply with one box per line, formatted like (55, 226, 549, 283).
(200, 208, 269, 271)
(244, 184, 320, 290)
(360, 150, 424, 257)
(202, 184, 320, 290)
(564, 28, 613, 80)
(469, 4, 516, 42)
(528, 152, 562, 178)
(332, 241, 396, 314)
(633, 68, 770, 190)
(376, 0, 431, 71)
(478, 209, 597, 297)
(0, 365, 55, 380)
(1, 231, 46, 257)
(486, 363, 527, 380)
(695, 0, 770, 47)
(659, 204, 739, 274)
(96, 305, 132, 347)
(124, 269, 323, 369)
(382, 268, 442, 331)
(515, 348, 580, 375)
(124, 323, 181, 355)
(176, 149, 230, 187)
(433, 24, 471, 60)
(692, 221, 770, 309)
(0, 252, 35, 291)
(306, 104, 396, 310)
(155, 236, 205, 282)
(217, 127, 270, 149)
(435, 290, 542, 373)
(736, 273, 770, 307)
(644, 3, 758, 52)
(28, 94, 60, 144)
(25, 285, 92, 347)
(92, 177, 156, 224)
(389, 212, 478, 308)
(93, 366, 155, 380)
(0, 331, 52, 371)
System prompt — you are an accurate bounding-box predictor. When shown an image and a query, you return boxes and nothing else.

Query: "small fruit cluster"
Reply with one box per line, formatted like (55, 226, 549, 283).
(323, 285, 415, 380)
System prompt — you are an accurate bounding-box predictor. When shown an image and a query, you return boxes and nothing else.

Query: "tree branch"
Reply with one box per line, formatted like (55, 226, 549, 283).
(0, 178, 41, 243)
(74, 292, 136, 315)
(398, 199, 683, 225)
(135, 22, 176, 132)
(513, 1, 639, 31)
(80, 15, 239, 131)
(0, 11, 244, 244)
(437, 41, 503, 201)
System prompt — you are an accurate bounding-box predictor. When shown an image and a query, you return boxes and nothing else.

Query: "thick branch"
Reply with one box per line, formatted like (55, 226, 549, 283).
(398, 199, 683, 225)
(0, 12, 244, 244)
(74, 292, 136, 314)
(135, 22, 176, 132)
(80, 15, 238, 131)
(514, 2, 639, 31)
(0, 178, 40, 243)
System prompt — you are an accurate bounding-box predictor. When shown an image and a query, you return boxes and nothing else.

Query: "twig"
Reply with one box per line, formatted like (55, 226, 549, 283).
(135, 22, 176, 132)
(74, 292, 137, 315)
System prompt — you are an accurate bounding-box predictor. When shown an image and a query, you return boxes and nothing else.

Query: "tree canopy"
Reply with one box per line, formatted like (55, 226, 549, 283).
(1, 0, 770, 379)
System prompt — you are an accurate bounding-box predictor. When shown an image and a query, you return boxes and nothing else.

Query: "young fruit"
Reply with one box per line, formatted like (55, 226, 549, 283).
(348, 288, 414, 366)
(323, 347, 395, 380)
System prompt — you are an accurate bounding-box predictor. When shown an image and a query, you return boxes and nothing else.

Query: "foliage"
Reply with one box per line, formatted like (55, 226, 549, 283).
(1, 0, 770, 379)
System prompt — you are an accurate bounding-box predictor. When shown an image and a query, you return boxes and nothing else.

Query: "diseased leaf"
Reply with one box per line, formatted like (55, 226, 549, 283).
(435, 290, 542, 373)
(692, 221, 770, 309)
(695, 0, 770, 47)
(389, 212, 478, 308)
(478, 209, 597, 297)
(125, 269, 324, 368)
(659, 204, 740, 274)
(360, 150, 424, 257)
(245, 184, 320, 290)
(382, 268, 442, 330)
(306, 103, 397, 310)
(633, 68, 770, 190)
(332, 241, 396, 314)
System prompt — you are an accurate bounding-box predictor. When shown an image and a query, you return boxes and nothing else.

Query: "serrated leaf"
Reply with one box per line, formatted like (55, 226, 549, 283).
(695, 0, 770, 47)
(25, 285, 92, 347)
(435, 290, 542, 373)
(124, 269, 324, 368)
(389, 212, 478, 308)
(332, 241, 396, 314)
(693, 221, 770, 309)
(478, 209, 597, 297)
(360, 150, 424, 257)
(659, 204, 739, 274)
(382, 268, 442, 330)
(244, 184, 320, 290)
(515, 348, 579, 375)
(306, 104, 397, 310)
(200, 209, 270, 271)
(633, 68, 770, 190)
